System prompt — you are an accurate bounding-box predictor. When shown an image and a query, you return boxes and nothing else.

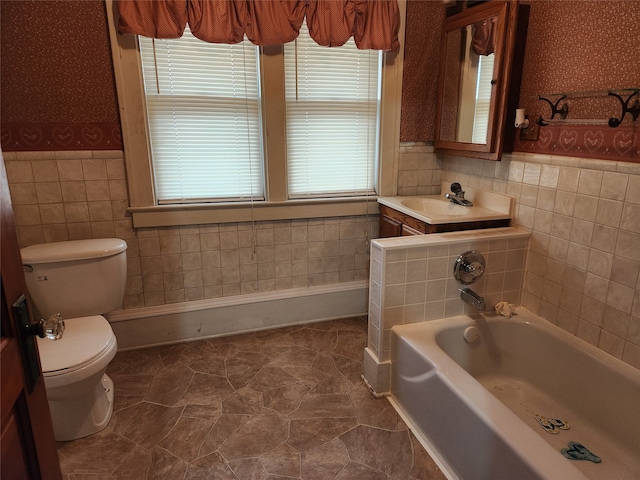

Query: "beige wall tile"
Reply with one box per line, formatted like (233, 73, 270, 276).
(43, 224, 69, 243)
(10, 183, 38, 205)
(5, 161, 34, 183)
(557, 167, 580, 192)
(61, 181, 87, 202)
(620, 203, 640, 233)
(600, 172, 628, 201)
(91, 221, 115, 238)
(35, 182, 63, 203)
(32, 160, 59, 182)
(441, 151, 640, 370)
(82, 159, 108, 180)
(57, 159, 84, 181)
(40, 203, 66, 224)
(86, 180, 110, 201)
(67, 222, 92, 240)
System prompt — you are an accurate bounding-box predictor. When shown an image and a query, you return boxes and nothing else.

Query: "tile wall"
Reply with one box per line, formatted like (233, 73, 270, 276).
(368, 228, 529, 362)
(3, 150, 378, 309)
(442, 151, 640, 370)
(396, 142, 442, 196)
(5, 143, 443, 311)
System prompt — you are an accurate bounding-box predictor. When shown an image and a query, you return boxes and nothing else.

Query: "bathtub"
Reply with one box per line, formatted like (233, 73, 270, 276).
(390, 308, 640, 480)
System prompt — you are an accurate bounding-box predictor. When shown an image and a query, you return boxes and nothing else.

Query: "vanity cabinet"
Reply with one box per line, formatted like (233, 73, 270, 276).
(379, 204, 510, 238)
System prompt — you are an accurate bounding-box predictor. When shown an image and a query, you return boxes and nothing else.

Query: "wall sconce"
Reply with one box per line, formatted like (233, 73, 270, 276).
(515, 108, 540, 141)
(514, 108, 529, 129)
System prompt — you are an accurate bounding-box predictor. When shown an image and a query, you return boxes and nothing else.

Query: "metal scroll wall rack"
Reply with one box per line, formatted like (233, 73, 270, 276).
(535, 88, 640, 127)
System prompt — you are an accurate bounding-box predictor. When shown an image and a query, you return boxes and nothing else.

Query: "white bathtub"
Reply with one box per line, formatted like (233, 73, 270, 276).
(390, 308, 640, 480)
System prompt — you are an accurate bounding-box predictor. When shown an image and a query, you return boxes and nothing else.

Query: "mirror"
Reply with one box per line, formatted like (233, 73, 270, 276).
(435, 1, 529, 161)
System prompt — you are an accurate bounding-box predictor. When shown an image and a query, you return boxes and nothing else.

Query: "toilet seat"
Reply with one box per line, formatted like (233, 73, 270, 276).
(37, 315, 116, 377)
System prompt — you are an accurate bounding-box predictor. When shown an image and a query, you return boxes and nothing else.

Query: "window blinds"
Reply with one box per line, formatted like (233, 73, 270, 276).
(284, 23, 381, 198)
(139, 28, 263, 204)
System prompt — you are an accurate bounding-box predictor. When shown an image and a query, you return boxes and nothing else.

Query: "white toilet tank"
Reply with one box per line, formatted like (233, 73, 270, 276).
(21, 238, 127, 319)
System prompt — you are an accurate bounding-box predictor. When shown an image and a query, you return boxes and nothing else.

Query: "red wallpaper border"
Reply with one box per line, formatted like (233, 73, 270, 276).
(514, 125, 639, 162)
(1, 123, 123, 151)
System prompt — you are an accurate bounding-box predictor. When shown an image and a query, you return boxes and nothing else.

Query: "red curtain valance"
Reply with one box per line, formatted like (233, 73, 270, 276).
(472, 17, 496, 56)
(117, 0, 400, 51)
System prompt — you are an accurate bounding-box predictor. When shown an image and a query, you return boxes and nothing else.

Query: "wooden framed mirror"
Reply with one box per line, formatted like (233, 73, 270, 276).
(435, 1, 529, 161)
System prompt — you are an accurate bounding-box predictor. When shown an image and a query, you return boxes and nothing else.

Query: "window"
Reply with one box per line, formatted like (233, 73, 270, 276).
(284, 23, 380, 198)
(107, 0, 404, 227)
(139, 30, 263, 203)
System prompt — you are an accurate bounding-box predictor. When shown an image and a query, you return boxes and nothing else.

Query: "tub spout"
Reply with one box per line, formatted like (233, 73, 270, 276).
(460, 288, 486, 311)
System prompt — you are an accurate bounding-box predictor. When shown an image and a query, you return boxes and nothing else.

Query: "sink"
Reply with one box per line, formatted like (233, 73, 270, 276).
(377, 183, 512, 225)
(400, 198, 474, 217)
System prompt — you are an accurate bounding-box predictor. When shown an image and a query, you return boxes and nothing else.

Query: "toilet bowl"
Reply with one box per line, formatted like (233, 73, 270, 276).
(21, 238, 127, 441)
(36, 316, 118, 441)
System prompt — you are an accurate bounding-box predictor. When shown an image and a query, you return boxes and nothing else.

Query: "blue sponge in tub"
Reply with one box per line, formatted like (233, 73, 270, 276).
(561, 441, 601, 463)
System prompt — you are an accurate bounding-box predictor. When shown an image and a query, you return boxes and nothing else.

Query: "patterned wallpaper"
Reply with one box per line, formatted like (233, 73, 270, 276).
(514, 0, 639, 161)
(0, 0, 121, 150)
(399, 0, 639, 162)
(399, 0, 446, 142)
(0, 0, 638, 160)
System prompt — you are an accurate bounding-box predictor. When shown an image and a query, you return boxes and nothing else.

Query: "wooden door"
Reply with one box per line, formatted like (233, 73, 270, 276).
(1, 153, 62, 479)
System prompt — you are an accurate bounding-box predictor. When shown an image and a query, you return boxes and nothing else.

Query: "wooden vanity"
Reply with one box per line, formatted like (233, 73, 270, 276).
(379, 204, 510, 238)
(378, 184, 513, 238)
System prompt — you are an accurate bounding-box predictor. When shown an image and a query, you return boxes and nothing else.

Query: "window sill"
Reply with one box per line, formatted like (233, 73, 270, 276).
(129, 197, 381, 228)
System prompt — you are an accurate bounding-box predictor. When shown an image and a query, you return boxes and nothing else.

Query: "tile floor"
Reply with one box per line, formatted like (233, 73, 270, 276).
(57, 316, 446, 479)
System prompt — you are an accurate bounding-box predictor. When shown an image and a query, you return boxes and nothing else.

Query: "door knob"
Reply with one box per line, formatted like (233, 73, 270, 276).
(24, 313, 65, 340)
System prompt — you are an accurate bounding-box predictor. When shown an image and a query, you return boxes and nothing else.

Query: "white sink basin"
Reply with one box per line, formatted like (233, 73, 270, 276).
(378, 183, 512, 225)
(400, 198, 475, 217)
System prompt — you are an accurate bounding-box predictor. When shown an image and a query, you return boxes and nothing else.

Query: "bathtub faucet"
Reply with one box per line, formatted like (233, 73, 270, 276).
(460, 288, 486, 311)
(444, 182, 473, 207)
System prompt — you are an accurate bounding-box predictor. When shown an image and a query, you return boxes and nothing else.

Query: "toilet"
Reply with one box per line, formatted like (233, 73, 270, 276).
(20, 238, 127, 441)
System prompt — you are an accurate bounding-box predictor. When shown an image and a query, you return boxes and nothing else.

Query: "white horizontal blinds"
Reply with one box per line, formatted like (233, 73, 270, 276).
(284, 23, 381, 198)
(471, 53, 495, 144)
(139, 28, 263, 204)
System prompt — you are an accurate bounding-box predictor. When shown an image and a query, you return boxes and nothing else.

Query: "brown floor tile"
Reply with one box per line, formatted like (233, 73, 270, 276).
(113, 402, 183, 450)
(260, 444, 300, 477)
(184, 452, 237, 480)
(112, 446, 150, 479)
(144, 362, 193, 406)
(300, 438, 349, 480)
(289, 393, 356, 419)
(336, 461, 388, 479)
(157, 416, 213, 462)
(218, 410, 289, 460)
(57, 316, 446, 480)
(340, 425, 414, 479)
(147, 447, 187, 479)
(227, 457, 269, 479)
(287, 418, 358, 452)
(59, 433, 134, 475)
(177, 372, 235, 406)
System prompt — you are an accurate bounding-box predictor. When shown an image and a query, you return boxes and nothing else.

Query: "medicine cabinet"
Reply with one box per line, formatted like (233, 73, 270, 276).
(434, 1, 529, 161)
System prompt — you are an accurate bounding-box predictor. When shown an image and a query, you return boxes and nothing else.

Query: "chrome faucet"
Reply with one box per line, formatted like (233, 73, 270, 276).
(444, 182, 473, 206)
(460, 288, 486, 311)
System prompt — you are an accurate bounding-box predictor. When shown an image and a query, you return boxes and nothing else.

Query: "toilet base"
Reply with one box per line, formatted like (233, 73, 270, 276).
(49, 373, 114, 442)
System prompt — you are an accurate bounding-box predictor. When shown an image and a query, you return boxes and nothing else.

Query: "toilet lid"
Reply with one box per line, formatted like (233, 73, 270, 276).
(37, 316, 115, 373)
